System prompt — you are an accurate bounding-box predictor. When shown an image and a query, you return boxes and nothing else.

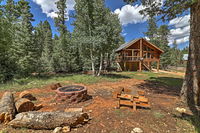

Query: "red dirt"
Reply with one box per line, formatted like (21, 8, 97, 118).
(0, 78, 195, 133)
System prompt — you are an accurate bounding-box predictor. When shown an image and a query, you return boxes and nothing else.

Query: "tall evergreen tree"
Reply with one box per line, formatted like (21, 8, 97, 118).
(34, 20, 53, 73)
(52, 0, 74, 72)
(157, 25, 172, 69)
(0, 0, 19, 82)
(144, 16, 157, 41)
(13, 0, 36, 77)
(144, 17, 172, 69)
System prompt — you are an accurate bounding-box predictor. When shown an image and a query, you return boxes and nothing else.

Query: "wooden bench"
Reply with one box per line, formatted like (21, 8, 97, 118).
(117, 91, 150, 111)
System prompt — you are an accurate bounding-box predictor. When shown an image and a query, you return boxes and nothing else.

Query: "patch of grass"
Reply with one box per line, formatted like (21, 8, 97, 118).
(0, 71, 184, 92)
(114, 109, 132, 118)
(0, 74, 120, 91)
(153, 111, 165, 119)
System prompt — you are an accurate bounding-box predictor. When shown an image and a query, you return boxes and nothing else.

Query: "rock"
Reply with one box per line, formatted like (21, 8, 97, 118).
(176, 107, 186, 113)
(89, 110, 92, 113)
(19, 91, 37, 101)
(62, 126, 70, 133)
(53, 127, 62, 133)
(65, 108, 83, 113)
(131, 128, 143, 133)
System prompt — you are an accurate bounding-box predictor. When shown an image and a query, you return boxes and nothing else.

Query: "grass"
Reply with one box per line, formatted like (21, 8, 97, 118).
(153, 111, 165, 119)
(0, 71, 184, 92)
(0, 74, 120, 91)
(114, 109, 132, 118)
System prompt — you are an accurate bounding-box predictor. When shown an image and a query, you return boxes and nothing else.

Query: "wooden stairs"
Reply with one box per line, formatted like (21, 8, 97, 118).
(143, 62, 151, 71)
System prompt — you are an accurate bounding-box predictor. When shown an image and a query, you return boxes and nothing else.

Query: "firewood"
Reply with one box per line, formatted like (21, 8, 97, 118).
(9, 111, 89, 129)
(0, 92, 16, 123)
(19, 91, 36, 101)
(15, 98, 34, 113)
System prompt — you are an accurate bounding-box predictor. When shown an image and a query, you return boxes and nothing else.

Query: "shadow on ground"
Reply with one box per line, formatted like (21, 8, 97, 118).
(173, 113, 200, 133)
(101, 73, 131, 79)
(136, 76, 183, 96)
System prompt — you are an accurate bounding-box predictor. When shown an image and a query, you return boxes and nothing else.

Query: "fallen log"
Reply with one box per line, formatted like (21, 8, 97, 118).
(19, 91, 36, 101)
(15, 98, 34, 113)
(9, 111, 89, 129)
(0, 92, 16, 123)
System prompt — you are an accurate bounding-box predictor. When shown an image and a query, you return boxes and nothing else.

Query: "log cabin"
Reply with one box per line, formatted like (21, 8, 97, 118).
(116, 38, 164, 71)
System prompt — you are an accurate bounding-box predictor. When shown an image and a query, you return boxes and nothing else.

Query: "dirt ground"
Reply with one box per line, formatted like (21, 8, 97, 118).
(0, 77, 196, 133)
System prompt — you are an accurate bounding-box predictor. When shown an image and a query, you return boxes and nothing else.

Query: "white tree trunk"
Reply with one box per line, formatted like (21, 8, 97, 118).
(97, 53, 103, 76)
(90, 49, 95, 76)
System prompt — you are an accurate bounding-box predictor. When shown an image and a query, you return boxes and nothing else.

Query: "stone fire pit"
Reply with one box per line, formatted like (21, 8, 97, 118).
(56, 85, 87, 103)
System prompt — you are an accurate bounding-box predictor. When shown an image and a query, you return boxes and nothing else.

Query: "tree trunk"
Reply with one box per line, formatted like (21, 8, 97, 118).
(9, 111, 89, 129)
(180, 1, 200, 117)
(15, 98, 34, 113)
(97, 53, 103, 76)
(0, 92, 16, 123)
(90, 49, 95, 76)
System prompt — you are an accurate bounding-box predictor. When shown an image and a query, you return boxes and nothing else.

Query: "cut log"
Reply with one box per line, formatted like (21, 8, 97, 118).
(50, 83, 62, 90)
(9, 111, 89, 129)
(0, 92, 16, 123)
(19, 91, 36, 101)
(15, 98, 34, 113)
(64, 108, 83, 113)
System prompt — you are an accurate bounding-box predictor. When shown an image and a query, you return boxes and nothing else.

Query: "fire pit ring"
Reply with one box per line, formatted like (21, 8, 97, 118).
(56, 85, 87, 103)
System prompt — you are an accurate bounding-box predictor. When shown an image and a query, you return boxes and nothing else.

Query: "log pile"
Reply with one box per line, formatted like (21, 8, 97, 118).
(0, 90, 90, 131)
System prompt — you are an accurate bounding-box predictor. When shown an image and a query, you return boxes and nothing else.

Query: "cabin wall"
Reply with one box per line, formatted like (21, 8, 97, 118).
(116, 39, 162, 71)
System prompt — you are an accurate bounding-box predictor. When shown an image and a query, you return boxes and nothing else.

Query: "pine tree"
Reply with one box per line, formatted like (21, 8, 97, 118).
(0, 0, 19, 82)
(144, 16, 157, 41)
(144, 17, 172, 70)
(13, 0, 36, 77)
(34, 20, 53, 73)
(157, 25, 172, 69)
(52, 0, 73, 72)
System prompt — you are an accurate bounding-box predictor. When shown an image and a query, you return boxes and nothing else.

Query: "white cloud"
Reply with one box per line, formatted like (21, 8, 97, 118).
(33, 0, 76, 18)
(169, 15, 190, 28)
(168, 15, 190, 45)
(114, 4, 147, 26)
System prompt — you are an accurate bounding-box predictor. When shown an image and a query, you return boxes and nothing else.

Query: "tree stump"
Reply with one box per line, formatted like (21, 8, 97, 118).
(9, 111, 89, 129)
(19, 91, 36, 101)
(0, 92, 16, 123)
(15, 98, 34, 113)
(50, 83, 62, 90)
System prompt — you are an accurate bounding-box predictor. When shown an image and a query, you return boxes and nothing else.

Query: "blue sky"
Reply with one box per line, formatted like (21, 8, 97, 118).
(2, 0, 190, 49)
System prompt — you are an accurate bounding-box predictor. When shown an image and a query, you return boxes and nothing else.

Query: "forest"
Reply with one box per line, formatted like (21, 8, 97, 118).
(0, 0, 189, 83)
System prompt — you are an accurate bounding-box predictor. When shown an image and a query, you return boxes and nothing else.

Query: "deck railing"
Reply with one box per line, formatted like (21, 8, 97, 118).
(116, 56, 158, 62)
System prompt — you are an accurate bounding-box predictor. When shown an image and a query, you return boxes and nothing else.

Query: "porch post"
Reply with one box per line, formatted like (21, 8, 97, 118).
(157, 60, 160, 72)
(139, 39, 143, 71)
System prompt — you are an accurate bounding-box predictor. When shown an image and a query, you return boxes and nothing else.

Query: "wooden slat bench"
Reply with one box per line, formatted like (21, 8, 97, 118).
(116, 90, 150, 111)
